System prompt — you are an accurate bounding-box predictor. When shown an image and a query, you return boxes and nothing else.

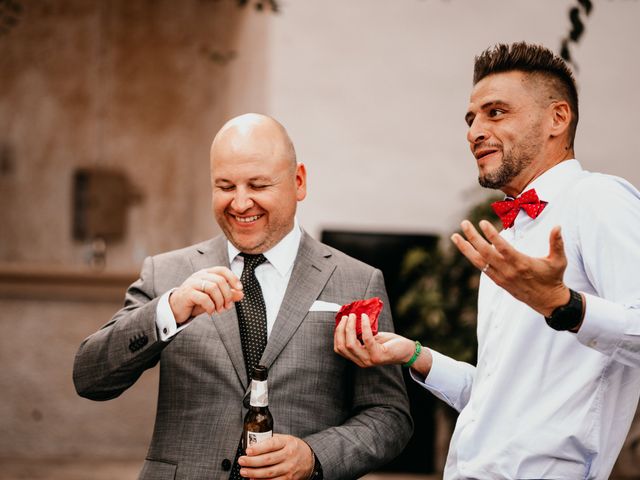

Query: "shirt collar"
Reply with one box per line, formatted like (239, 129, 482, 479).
(516, 159, 584, 203)
(226, 218, 302, 277)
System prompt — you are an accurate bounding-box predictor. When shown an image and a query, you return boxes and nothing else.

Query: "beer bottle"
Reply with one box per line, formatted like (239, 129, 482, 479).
(242, 365, 273, 451)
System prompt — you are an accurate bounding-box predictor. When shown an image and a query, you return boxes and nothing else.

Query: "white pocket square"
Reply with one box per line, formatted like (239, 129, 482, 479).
(309, 300, 341, 312)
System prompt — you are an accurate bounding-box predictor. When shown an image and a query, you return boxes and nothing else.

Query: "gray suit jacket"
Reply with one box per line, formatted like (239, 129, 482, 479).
(73, 232, 412, 479)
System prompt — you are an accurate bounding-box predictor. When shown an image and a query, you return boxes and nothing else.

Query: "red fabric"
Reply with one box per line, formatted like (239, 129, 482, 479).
(491, 188, 548, 229)
(335, 297, 383, 339)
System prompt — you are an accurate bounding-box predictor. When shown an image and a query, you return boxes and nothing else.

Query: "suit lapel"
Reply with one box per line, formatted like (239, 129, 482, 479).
(190, 235, 248, 389)
(260, 233, 335, 369)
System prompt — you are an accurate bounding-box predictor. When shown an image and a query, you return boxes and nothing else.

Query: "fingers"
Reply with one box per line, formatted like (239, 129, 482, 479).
(206, 266, 243, 291)
(189, 290, 216, 315)
(478, 220, 520, 261)
(451, 231, 486, 271)
(200, 281, 226, 312)
(547, 226, 566, 264)
(202, 268, 244, 309)
(194, 268, 243, 313)
(169, 267, 243, 323)
(169, 285, 218, 324)
(238, 436, 283, 478)
(344, 314, 370, 367)
(334, 314, 371, 367)
(333, 312, 401, 367)
(243, 433, 283, 457)
(359, 313, 374, 345)
(239, 434, 313, 480)
(452, 220, 518, 275)
(460, 220, 504, 264)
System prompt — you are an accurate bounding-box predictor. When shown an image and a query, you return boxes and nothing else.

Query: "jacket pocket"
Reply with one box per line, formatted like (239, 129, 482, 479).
(139, 459, 177, 480)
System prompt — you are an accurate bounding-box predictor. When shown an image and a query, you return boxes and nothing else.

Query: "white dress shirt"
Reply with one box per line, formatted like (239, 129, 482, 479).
(413, 160, 640, 479)
(156, 220, 302, 341)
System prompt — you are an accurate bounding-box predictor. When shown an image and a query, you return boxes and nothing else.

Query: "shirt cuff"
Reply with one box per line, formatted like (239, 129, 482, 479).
(410, 349, 454, 399)
(156, 288, 191, 341)
(576, 292, 628, 355)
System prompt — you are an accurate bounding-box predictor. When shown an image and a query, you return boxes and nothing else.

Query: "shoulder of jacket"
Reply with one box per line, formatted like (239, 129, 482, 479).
(149, 236, 223, 263)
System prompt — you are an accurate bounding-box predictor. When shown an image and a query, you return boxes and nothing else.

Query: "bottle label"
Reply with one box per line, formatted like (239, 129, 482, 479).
(245, 430, 273, 448)
(250, 379, 268, 407)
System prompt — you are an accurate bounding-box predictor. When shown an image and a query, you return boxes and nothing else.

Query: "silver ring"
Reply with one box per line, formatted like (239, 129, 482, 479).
(200, 279, 207, 291)
(482, 263, 490, 273)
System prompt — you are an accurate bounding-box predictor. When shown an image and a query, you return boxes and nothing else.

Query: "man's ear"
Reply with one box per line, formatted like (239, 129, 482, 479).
(549, 100, 571, 138)
(295, 163, 307, 201)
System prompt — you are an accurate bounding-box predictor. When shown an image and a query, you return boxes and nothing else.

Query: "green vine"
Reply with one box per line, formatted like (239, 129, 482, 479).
(0, 0, 22, 37)
(559, 0, 593, 69)
(235, 0, 279, 12)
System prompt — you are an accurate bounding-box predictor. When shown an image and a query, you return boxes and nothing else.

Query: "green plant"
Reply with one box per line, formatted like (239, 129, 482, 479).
(396, 196, 502, 364)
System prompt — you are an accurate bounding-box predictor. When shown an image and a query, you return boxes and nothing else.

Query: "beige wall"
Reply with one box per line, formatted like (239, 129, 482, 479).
(0, 298, 156, 459)
(265, 0, 640, 238)
(2, 0, 639, 265)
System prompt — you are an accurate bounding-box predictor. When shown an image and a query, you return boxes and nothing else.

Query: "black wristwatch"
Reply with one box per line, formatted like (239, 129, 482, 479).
(544, 288, 584, 331)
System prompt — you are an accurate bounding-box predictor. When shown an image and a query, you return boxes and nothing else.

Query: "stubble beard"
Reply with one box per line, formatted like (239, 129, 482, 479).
(478, 149, 531, 190)
(478, 128, 542, 191)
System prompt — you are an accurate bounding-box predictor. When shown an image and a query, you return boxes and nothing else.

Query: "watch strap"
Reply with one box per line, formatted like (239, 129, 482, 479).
(544, 288, 584, 331)
(308, 451, 323, 480)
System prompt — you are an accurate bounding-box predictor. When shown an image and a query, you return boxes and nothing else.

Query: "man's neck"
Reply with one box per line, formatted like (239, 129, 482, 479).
(501, 148, 575, 197)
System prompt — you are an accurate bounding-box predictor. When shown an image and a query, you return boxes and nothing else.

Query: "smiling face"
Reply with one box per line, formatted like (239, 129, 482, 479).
(210, 114, 306, 254)
(465, 71, 550, 197)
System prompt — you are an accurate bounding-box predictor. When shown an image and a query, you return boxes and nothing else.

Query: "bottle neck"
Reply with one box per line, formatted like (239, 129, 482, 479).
(250, 379, 269, 408)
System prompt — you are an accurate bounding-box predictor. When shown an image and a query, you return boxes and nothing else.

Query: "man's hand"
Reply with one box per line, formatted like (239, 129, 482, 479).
(169, 267, 244, 324)
(334, 313, 413, 367)
(334, 313, 433, 377)
(238, 434, 314, 480)
(451, 219, 570, 316)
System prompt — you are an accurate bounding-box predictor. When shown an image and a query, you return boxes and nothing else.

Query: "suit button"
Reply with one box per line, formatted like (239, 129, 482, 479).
(221, 458, 232, 471)
(243, 395, 250, 409)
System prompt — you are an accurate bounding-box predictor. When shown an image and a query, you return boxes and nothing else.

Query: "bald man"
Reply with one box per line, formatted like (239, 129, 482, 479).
(73, 114, 412, 480)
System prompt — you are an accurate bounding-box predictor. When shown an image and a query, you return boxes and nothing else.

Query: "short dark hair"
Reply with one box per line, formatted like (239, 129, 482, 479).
(473, 42, 579, 147)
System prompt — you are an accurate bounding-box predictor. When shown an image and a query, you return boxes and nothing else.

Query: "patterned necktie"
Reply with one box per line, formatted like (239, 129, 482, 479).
(230, 253, 268, 480)
(491, 188, 548, 229)
(236, 253, 268, 380)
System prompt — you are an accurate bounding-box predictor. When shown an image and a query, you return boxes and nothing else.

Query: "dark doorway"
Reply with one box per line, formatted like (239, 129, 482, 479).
(321, 229, 440, 474)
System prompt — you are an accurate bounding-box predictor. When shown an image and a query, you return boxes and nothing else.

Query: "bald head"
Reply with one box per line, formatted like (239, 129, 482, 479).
(210, 113, 297, 172)
(209, 113, 307, 253)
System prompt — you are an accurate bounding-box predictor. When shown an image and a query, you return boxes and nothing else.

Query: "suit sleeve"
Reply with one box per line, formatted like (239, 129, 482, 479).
(303, 268, 413, 479)
(73, 256, 168, 400)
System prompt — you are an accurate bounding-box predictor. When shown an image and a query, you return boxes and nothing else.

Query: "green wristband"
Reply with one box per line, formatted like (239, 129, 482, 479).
(402, 341, 422, 368)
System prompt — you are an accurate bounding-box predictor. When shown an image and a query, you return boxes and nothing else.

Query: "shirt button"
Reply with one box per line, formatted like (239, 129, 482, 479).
(589, 340, 598, 348)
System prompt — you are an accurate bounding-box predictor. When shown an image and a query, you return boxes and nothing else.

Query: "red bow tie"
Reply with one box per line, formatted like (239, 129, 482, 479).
(491, 188, 548, 229)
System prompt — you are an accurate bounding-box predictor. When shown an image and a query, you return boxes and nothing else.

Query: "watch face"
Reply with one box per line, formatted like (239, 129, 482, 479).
(545, 289, 583, 331)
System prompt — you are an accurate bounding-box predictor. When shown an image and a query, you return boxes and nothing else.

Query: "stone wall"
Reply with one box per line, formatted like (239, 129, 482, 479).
(0, 0, 270, 269)
(0, 0, 269, 466)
